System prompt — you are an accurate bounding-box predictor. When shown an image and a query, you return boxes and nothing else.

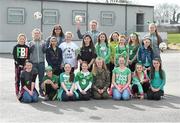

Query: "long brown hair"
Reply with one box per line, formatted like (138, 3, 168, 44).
(149, 23, 162, 45)
(151, 58, 165, 80)
(92, 57, 107, 76)
(97, 32, 109, 47)
(128, 33, 140, 45)
(109, 31, 119, 42)
(52, 24, 64, 37)
(64, 63, 74, 83)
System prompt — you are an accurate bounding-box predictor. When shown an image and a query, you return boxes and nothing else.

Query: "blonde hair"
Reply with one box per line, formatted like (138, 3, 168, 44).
(32, 28, 42, 40)
(92, 57, 107, 76)
(17, 33, 27, 43)
(65, 31, 73, 38)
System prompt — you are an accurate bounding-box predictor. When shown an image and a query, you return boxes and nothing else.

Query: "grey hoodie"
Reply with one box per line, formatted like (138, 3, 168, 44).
(29, 40, 46, 63)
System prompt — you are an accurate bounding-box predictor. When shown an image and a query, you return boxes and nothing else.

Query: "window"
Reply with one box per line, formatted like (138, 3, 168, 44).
(72, 10, 86, 25)
(7, 8, 25, 24)
(101, 11, 115, 26)
(43, 9, 59, 25)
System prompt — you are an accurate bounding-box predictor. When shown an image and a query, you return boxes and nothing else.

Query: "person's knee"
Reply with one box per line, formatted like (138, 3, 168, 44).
(122, 90, 130, 100)
(112, 89, 121, 100)
(153, 93, 161, 100)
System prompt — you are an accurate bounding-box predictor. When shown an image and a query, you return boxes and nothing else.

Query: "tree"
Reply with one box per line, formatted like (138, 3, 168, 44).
(154, 3, 180, 24)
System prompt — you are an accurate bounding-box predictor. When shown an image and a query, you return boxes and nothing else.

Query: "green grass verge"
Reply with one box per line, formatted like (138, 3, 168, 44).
(168, 33, 180, 44)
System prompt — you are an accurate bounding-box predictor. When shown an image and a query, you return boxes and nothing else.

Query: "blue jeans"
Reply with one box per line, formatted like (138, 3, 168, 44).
(112, 88, 130, 100)
(33, 62, 45, 93)
(21, 90, 38, 103)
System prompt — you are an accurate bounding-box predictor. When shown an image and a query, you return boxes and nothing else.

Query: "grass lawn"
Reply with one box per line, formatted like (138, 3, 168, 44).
(167, 33, 180, 44)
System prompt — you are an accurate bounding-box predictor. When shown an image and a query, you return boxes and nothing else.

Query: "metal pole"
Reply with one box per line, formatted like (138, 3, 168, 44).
(86, 1, 89, 31)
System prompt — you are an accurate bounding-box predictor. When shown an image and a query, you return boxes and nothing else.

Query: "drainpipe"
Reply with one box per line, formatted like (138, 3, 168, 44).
(125, 3, 127, 35)
(86, 1, 89, 31)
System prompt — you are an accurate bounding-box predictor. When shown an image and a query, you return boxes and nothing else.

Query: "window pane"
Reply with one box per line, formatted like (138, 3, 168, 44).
(43, 9, 58, 25)
(7, 8, 25, 24)
(101, 11, 114, 26)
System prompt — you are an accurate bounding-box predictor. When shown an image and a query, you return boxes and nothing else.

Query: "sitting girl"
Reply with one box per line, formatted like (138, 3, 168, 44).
(75, 61, 93, 100)
(92, 57, 110, 99)
(57, 63, 79, 101)
(147, 58, 166, 100)
(111, 56, 131, 100)
(131, 63, 150, 99)
(19, 61, 38, 103)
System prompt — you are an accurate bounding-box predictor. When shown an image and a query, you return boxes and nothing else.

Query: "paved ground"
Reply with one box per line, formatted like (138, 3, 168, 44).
(0, 51, 180, 122)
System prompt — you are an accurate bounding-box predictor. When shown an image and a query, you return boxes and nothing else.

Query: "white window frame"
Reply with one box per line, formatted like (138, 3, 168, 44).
(101, 11, 115, 26)
(7, 7, 25, 24)
(43, 9, 59, 25)
(72, 10, 86, 25)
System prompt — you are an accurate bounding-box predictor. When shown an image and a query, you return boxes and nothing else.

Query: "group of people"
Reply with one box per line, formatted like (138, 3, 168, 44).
(13, 19, 166, 103)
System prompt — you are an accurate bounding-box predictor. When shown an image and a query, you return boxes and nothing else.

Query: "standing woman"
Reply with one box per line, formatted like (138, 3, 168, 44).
(19, 61, 38, 103)
(59, 32, 79, 72)
(13, 33, 30, 96)
(77, 34, 97, 72)
(46, 37, 63, 76)
(57, 64, 79, 101)
(146, 23, 163, 58)
(115, 35, 129, 67)
(95, 32, 111, 70)
(147, 58, 166, 100)
(111, 56, 131, 100)
(29, 28, 46, 96)
(128, 33, 140, 72)
(109, 32, 119, 81)
(46, 24, 65, 48)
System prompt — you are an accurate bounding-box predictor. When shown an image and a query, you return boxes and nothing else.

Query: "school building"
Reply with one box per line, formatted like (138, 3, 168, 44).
(0, 0, 154, 53)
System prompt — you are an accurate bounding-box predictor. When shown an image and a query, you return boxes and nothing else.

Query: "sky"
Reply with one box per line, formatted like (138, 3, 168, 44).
(134, 0, 180, 6)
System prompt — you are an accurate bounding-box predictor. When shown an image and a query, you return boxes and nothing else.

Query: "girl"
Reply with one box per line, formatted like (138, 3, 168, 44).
(146, 23, 163, 58)
(92, 57, 110, 99)
(131, 63, 150, 99)
(19, 61, 38, 103)
(46, 24, 65, 48)
(109, 32, 119, 81)
(111, 56, 131, 100)
(137, 36, 153, 76)
(77, 34, 97, 72)
(57, 64, 79, 101)
(147, 58, 166, 100)
(75, 61, 93, 100)
(42, 66, 59, 101)
(128, 33, 140, 72)
(95, 32, 110, 70)
(46, 37, 63, 76)
(59, 32, 78, 72)
(13, 33, 30, 96)
(28, 28, 46, 97)
(115, 35, 129, 67)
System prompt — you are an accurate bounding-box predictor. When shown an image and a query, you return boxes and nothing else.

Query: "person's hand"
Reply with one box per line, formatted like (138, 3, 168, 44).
(100, 89, 104, 94)
(69, 91, 74, 96)
(128, 60, 132, 65)
(81, 90, 86, 95)
(79, 59, 83, 64)
(29, 90, 33, 96)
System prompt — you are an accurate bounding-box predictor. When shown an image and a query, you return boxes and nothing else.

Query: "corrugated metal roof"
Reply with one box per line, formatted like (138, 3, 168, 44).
(30, 0, 154, 8)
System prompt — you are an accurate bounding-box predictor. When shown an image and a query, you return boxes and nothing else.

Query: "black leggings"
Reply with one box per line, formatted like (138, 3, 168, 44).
(147, 89, 164, 100)
(132, 82, 150, 94)
(77, 90, 91, 101)
(61, 91, 77, 101)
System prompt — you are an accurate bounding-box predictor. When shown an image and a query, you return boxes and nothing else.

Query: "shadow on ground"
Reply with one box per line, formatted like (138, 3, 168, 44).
(29, 94, 180, 115)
